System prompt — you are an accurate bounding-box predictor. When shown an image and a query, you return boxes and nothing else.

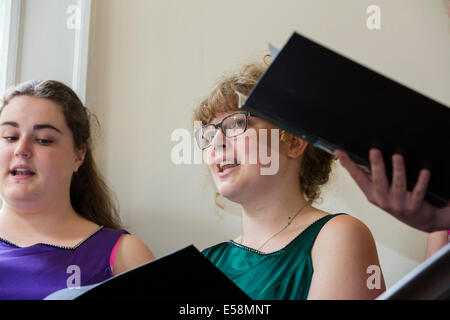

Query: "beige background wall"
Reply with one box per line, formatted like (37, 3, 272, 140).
(85, 0, 450, 288)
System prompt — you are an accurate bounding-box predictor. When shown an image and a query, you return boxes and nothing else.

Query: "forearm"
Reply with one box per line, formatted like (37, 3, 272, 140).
(425, 231, 449, 259)
(433, 208, 450, 232)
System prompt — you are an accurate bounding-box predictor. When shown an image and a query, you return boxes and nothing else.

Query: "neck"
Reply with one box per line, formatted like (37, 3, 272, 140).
(0, 199, 80, 237)
(239, 185, 310, 246)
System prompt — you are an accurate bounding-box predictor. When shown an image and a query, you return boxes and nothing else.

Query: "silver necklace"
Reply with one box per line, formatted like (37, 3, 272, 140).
(240, 202, 310, 252)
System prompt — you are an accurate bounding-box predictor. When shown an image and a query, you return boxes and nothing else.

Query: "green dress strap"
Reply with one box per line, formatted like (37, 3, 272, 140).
(202, 213, 346, 300)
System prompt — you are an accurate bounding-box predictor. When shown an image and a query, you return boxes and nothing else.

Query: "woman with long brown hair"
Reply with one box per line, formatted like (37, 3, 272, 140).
(0, 80, 154, 299)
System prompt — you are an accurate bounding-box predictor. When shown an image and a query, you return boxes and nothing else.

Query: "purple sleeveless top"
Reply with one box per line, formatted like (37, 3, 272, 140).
(0, 226, 128, 300)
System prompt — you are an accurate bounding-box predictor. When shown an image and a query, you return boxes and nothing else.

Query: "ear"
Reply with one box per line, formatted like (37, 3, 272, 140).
(286, 136, 308, 159)
(74, 144, 87, 172)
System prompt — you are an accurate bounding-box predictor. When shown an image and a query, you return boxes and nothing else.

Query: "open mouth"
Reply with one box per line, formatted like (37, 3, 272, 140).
(217, 160, 240, 173)
(10, 168, 36, 177)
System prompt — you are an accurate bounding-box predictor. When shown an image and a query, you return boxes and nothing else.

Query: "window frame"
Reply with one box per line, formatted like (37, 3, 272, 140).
(72, 0, 91, 104)
(0, 0, 22, 95)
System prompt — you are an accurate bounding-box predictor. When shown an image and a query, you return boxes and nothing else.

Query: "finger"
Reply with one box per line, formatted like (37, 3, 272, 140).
(335, 150, 372, 194)
(369, 148, 390, 200)
(391, 154, 407, 196)
(410, 169, 431, 209)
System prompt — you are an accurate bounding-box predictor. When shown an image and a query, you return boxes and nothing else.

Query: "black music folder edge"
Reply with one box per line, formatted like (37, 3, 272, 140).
(45, 245, 250, 300)
(241, 32, 450, 206)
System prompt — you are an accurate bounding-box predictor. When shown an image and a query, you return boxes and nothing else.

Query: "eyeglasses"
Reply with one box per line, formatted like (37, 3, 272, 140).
(195, 111, 250, 150)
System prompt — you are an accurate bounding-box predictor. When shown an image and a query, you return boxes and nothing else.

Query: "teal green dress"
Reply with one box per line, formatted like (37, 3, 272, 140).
(202, 213, 345, 300)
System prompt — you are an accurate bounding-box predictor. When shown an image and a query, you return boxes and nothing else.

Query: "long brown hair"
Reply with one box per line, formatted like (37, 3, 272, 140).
(1, 80, 122, 229)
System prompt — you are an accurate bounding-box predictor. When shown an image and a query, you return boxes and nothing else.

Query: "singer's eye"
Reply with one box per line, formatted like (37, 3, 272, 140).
(3, 136, 18, 142)
(36, 139, 53, 145)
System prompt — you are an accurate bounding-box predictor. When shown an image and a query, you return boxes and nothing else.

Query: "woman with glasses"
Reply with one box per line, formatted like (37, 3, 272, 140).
(0, 80, 154, 299)
(193, 60, 385, 300)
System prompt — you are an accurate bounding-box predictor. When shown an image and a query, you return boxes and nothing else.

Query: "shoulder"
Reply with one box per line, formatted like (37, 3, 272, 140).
(311, 213, 380, 275)
(308, 214, 386, 299)
(312, 214, 376, 259)
(116, 234, 152, 253)
(202, 242, 228, 255)
(316, 214, 372, 242)
(112, 234, 155, 275)
(321, 214, 372, 236)
(201, 242, 230, 260)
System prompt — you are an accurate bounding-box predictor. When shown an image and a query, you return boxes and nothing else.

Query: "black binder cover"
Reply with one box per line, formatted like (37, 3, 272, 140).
(45, 245, 250, 300)
(241, 32, 450, 206)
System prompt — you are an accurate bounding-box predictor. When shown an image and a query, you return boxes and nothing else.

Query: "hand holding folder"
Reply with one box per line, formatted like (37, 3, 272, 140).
(336, 148, 450, 233)
(242, 32, 450, 207)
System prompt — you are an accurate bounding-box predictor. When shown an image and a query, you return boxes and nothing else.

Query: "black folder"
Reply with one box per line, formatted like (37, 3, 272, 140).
(241, 32, 450, 206)
(44, 245, 250, 300)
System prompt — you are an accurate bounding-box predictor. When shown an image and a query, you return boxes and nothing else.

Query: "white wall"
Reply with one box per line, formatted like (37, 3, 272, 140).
(86, 0, 450, 288)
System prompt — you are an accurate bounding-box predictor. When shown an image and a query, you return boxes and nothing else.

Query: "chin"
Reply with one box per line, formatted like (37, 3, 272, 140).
(215, 178, 252, 204)
(3, 187, 40, 205)
(217, 187, 239, 203)
(213, 165, 264, 204)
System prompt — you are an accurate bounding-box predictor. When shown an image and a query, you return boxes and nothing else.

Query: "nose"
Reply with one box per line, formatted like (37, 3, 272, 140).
(210, 128, 227, 155)
(14, 137, 32, 159)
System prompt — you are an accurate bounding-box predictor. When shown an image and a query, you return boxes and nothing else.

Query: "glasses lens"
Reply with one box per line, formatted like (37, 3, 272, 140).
(195, 125, 217, 149)
(222, 113, 247, 137)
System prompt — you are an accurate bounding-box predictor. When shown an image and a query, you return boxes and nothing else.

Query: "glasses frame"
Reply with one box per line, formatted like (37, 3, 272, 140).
(195, 111, 250, 150)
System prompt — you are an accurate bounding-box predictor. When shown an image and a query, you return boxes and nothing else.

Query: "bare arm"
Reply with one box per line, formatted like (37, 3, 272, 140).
(335, 149, 450, 233)
(425, 231, 449, 260)
(307, 215, 385, 300)
(112, 234, 155, 275)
